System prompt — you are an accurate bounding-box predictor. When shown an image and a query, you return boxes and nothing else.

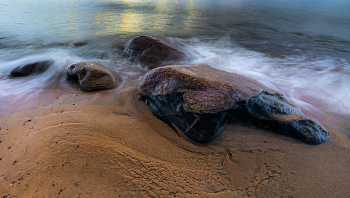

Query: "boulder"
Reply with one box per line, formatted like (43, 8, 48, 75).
(67, 61, 121, 91)
(124, 35, 189, 69)
(137, 64, 329, 144)
(10, 60, 52, 77)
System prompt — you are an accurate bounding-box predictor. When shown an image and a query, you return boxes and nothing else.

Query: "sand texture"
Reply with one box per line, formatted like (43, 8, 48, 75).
(0, 81, 350, 197)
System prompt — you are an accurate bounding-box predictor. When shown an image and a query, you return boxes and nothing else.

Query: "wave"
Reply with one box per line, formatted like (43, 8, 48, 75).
(179, 35, 350, 115)
(0, 36, 349, 115)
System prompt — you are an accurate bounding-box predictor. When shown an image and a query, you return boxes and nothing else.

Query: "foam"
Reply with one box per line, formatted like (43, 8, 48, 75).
(0, 37, 349, 115)
(181, 36, 350, 115)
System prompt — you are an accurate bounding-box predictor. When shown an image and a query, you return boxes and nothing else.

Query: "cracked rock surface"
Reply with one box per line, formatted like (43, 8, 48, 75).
(137, 64, 329, 144)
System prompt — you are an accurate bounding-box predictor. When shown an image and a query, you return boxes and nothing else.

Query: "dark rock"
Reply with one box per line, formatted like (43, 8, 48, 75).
(67, 61, 121, 91)
(124, 35, 189, 69)
(232, 93, 329, 144)
(10, 60, 52, 77)
(137, 64, 329, 144)
(144, 93, 229, 143)
(73, 41, 88, 47)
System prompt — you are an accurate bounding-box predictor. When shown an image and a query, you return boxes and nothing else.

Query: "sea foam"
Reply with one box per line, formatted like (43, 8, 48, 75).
(0, 36, 349, 115)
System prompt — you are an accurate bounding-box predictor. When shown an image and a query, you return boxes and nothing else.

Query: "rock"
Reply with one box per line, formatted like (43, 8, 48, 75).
(137, 64, 329, 144)
(10, 60, 52, 77)
(73, 41, 88, 47)
(124, 35, 189, 69)
(67, 61, 121, 91)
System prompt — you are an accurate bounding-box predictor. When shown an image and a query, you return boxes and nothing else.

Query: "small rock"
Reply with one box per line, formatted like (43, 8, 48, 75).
(67, 61, 122, 91)
(10, 60, 52, 77)
(73, 41, 88, 47)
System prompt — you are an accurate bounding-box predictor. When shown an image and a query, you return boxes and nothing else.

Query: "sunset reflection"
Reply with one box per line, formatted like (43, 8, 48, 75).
(94, 10, 146, 35)
(91, 0, 206, 36)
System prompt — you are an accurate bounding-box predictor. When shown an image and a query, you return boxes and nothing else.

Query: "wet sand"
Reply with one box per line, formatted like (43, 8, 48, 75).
(0, 81, 350, 197)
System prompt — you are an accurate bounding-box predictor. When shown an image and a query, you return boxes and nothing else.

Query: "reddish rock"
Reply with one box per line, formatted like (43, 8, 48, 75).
(73, 42, 88, 47)
(124, 35, 189, 69)
(137, 64, 329, 144)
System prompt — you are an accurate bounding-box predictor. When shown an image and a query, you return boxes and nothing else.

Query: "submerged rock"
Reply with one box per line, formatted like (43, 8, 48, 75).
(67, 61, 121, 91)
(10, 60, 52, 77)
(73, 41, 88, 47)
(137, 64, 329, 144)
(124, 35, 189, 69)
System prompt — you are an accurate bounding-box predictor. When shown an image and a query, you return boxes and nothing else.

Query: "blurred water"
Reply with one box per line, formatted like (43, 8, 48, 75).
(0, 0, 349, 115)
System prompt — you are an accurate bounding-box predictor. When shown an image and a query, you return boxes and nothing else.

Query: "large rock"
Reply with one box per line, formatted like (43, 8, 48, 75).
(10, 60, 52, 77)
(124, 35, 189, 69)
(67, 61, 121, 91)
(137, 64, 329, 144)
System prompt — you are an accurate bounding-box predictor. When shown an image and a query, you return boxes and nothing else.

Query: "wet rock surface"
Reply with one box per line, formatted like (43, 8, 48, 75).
(124, 35, 189, 69)
(137, 64, 329, 144)
(10, 60, 52, 77)
(144, 94, 229, 143)
(67, 61, 121, 91)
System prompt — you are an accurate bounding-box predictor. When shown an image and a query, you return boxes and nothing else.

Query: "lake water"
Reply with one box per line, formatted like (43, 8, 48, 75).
(0, 0, 349, 116)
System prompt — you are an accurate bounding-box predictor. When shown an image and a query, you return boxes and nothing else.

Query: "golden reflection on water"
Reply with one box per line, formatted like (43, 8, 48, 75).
(91, 0, 207, 36)
(1, 0, 210, 39)
(183, 0, 204, 29)
(94, 10, 146, 35)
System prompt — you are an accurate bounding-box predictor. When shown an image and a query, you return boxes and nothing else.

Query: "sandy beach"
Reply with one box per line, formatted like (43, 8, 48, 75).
(1, 80, 349, 198)
(1, 0, 350, 197)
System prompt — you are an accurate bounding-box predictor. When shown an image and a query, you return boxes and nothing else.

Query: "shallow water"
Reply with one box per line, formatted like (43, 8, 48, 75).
(0, 0, 349, 115)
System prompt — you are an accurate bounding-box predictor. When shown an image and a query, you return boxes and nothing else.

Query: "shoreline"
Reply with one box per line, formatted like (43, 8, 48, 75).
(1, 81, 349, 197)
(1, 0, 349, 196)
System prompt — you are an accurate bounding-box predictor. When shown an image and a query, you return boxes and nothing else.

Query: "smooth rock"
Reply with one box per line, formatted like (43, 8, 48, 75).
(137, 64, 329, 144)
(67, 61, 121, 91)
(73, 41, 88, 47)
(124, 35, 189, 69)
(10, 60, 52, 77)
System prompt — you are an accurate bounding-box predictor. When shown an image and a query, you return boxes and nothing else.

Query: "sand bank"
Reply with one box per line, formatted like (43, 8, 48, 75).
(0, 81, 349, 197)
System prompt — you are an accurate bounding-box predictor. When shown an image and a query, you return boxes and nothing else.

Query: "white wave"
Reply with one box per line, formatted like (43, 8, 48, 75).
(0, 36, 349, 116)
(180, 36, 350, 115)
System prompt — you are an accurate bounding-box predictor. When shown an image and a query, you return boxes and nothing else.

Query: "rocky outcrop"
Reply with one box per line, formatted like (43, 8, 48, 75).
(67, 61, 121, 91)
(137, 64, 329, 144)
(10, 60, 52, 77)
(124, 35, 189, 69)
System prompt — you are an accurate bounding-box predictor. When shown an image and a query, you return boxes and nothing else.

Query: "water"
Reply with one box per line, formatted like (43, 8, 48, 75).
(0, 0, 349, 115)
